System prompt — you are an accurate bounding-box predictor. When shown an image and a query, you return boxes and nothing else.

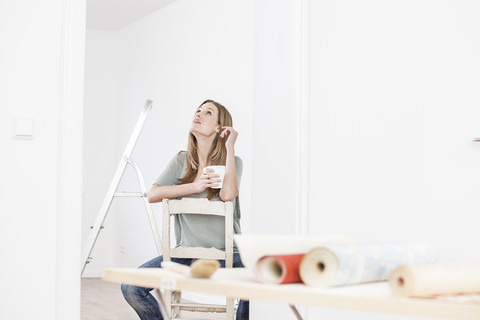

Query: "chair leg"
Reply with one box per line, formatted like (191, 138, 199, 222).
(172, 291, 182, 318)
(164, 289, 172, 318)
(155, 289, 171, 320)
(227, 297, 234, 320)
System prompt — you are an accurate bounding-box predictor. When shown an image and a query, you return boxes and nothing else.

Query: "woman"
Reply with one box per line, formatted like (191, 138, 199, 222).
(121, 99, 249, 320)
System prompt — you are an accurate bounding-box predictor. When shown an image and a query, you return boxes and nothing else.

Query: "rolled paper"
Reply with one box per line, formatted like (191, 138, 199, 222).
(161, 260, 220, 278)
(255, 254, 305, 284)
(299, 244, 436, 287)
(234, 234, 352, 272)
(190, 259, 220, 278)
(389, 263, 480, 298)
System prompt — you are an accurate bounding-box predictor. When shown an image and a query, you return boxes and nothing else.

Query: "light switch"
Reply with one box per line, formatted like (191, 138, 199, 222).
(13, 118, 34, 139)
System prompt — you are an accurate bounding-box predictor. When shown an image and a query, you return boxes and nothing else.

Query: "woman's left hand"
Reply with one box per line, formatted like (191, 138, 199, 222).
(220, 126, 238, 150)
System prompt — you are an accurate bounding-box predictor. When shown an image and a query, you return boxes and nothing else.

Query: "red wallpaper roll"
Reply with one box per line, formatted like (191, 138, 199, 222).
(255, 254, 305, 284)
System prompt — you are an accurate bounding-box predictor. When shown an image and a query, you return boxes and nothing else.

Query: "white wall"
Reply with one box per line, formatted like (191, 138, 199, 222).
(308, 0, 480, 260)
(249, 0, 306, 318)
(251, 0, 302, 235)
(114, 0, 254, 269)
(82, 30, 120, 276)
(252, 0, 480, 319)
(83, 0, 253, 275)
(306, 1, 480, 319)
(0, 0, 85, 319)
(83, 0, 480, 319)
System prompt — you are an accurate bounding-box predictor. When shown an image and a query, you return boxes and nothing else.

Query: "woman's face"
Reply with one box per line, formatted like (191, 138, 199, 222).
(190, 102, 220, 137)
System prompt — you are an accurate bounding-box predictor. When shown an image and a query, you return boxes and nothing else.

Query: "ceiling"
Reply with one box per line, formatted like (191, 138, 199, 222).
(86, 0, 178, 30)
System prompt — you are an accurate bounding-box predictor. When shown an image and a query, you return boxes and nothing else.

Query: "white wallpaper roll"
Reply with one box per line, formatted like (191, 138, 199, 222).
(299, 244, 436, 287)
(389, 263, 480, 297)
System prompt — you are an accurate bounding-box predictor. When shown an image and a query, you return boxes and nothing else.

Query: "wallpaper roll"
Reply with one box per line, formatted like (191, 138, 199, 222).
(389, 263, 480, 298)
(299, 244, 436, 287)
(255, 254, 305, 284)
(234, 234, 352, 273)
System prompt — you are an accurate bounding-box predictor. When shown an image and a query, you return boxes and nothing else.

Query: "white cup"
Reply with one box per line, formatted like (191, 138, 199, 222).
(203, 165, 225, 189)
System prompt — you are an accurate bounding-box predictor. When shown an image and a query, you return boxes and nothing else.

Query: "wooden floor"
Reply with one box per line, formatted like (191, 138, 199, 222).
(81, 278, 138, 320)
(81, 278, 225, 320)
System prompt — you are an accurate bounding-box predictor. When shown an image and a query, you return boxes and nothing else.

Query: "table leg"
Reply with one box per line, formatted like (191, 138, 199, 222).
(156, 289, 171, 320)
(289, 305, 303, 320)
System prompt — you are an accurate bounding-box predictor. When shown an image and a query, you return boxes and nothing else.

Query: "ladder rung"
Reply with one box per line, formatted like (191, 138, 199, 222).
(114, 192, 146, 197)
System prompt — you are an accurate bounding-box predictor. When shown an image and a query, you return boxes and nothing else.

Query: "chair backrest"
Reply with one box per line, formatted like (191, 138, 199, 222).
(162, 198, 234, 268)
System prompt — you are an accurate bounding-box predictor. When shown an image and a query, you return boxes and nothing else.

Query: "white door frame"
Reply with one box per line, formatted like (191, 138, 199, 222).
(56, 0, 86, 318)
(296, 0, 311, 236)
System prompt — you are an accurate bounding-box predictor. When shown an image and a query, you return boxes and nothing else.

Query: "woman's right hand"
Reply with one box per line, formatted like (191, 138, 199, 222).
(193, 169, 221, 193)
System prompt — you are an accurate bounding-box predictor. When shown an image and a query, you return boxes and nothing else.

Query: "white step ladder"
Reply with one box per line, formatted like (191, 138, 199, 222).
(81, 99, 162, 275)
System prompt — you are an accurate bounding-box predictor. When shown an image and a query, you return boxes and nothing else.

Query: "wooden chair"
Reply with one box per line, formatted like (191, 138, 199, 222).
(161, 198, 235, 319)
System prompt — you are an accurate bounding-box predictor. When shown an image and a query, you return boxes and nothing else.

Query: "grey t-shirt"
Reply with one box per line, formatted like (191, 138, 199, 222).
(154, 151, 243, 252)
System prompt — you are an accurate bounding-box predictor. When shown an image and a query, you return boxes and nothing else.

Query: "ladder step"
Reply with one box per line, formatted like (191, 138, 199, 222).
(114, 192, 146, 197)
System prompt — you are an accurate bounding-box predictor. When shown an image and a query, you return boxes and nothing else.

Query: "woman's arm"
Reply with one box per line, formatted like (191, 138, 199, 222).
(148, 183, 196, 203)
(148, 172, 221, 203)
(219, 127, 239, 201)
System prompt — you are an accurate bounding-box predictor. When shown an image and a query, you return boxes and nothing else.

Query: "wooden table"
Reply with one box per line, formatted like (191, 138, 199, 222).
(103, 267, 480, 320)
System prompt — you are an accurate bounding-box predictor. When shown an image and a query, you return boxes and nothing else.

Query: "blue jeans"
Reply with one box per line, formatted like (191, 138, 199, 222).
(121, 253, 249, 320)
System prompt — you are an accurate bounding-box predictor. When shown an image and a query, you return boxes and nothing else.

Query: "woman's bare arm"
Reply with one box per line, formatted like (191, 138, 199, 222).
(219, 126, 239, 201)
(148, 183, 197, 203)
(148, 171, 221, 203)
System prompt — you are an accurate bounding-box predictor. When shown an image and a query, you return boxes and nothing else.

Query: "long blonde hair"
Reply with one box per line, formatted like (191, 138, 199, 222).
(178, 99, 233, 199)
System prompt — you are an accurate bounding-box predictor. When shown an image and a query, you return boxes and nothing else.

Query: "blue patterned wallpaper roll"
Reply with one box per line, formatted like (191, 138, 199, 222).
(299, 244, 436, 287)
